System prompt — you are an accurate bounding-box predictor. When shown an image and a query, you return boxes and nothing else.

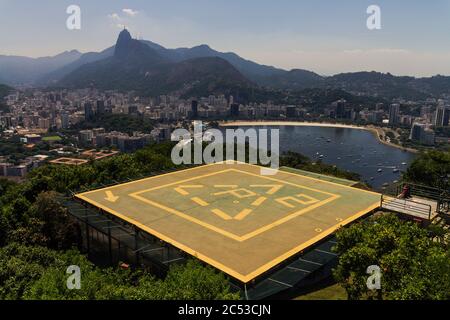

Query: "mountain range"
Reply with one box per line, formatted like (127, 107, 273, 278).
(0, 84, 11, 100)
(57, 29, 252, 98)
(2, 29, 450, 100)
(0, 50, 82, 85)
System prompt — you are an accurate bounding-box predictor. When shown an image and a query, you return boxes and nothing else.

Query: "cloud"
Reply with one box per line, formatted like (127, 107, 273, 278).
(342, 49, 363, 55)
(108, 9, 139, 29)
(108, 13, 120, 21)
(107, 13, 126, 29)
(342, 48, 411, 55)
(122, 9, 139, 17)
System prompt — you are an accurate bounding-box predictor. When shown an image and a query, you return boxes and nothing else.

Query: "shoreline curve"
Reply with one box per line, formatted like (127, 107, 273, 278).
(219, 121, 418, 154)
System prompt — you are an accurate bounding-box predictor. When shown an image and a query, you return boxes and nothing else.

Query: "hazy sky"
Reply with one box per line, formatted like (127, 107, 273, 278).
(1, 0, 450, 76)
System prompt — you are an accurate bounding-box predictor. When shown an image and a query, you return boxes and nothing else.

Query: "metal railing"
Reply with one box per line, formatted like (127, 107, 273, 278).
(385, 182, 450, 215)
(395, 183, 442, 201)
(381, 194, 433, 220)
(438, 197, 450, 215)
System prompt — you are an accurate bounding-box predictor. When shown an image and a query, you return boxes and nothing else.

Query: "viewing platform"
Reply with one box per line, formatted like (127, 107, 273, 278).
(381, 182, 449, 224)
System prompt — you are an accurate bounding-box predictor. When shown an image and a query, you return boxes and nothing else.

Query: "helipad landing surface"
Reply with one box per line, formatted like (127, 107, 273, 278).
(76, 162, 380, 283)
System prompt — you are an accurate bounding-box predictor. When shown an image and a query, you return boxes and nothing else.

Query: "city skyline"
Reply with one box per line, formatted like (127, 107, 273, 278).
(1, 0, 450, 76)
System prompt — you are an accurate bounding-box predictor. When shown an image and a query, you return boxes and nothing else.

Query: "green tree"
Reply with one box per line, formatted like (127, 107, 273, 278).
(24, 253, 149, 300)
(0, 243, 239, 300)
(1, 191, 80, 249)
(333, 214, 450, 300)
(0, 244, 64, 299)
(71, 114, 155, 135)
(404, 150, 450, 189)
(26, 192, 80, 249)
(157, 260, 239, 300)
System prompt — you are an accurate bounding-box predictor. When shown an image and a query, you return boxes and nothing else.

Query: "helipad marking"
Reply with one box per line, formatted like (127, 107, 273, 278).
(250, 185, 283, 195)
(104, 191, 119, 203)
(211, 209, 233, 220)
(275, 194, 319, 208)
(174, 185, 204, 196)
(251, 196, 267, 206)
(234, 209, 254, 221)
(213, 188, 257, 198)
(214, 185, 238, 188)
(191, 197, 209, 207)
(128, 168, 340, 242)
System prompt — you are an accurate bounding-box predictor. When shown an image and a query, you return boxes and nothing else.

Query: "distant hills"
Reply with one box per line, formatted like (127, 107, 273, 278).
(0, 84, 12, 98)
(0, 84, 12, 110)
(2, 29, 450, 100)
(38, 47, 115, 85)
(50, 34, 329, 95)
(58, 29, 252, 97)
(322, 72, 450, 100)
(35, 31, 288, 89)
(0, 50, 82, 84)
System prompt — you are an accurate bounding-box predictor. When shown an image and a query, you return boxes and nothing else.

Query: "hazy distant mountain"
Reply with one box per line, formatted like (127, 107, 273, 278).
(114, 29, 168, 64)
(59, 29, 169, 89)
(47, 35, 324, 92)
(0, 50, 82, 85)
(257, 69, 324, 89)
(3, 30, 450, 100)
(143, 42, 285, 79)
(60, 29, 252, 97)
(324, 71, 450, 100)
(41, 39, 286, 86)
(0, 83, 12, 111)
(0, 83, 12, 98)
(39, 47, 115, 85)
(404, 74, 450, 96)
(139, 43, 328, 90)
(47, 36, 439, 98)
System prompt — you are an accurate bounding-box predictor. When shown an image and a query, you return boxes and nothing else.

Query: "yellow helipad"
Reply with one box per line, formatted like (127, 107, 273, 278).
(76, 162, 381, 283)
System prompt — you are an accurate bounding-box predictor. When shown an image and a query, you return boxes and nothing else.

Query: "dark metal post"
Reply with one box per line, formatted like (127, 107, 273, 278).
(85, 207, 90, 255)
(108, 220, 113, 265)
(118, 240, 121, 262)
(134, 227, 139, 265)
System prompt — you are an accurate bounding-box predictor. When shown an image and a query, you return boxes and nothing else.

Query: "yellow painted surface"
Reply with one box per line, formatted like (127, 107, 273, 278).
(76, 162, 381, 283)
